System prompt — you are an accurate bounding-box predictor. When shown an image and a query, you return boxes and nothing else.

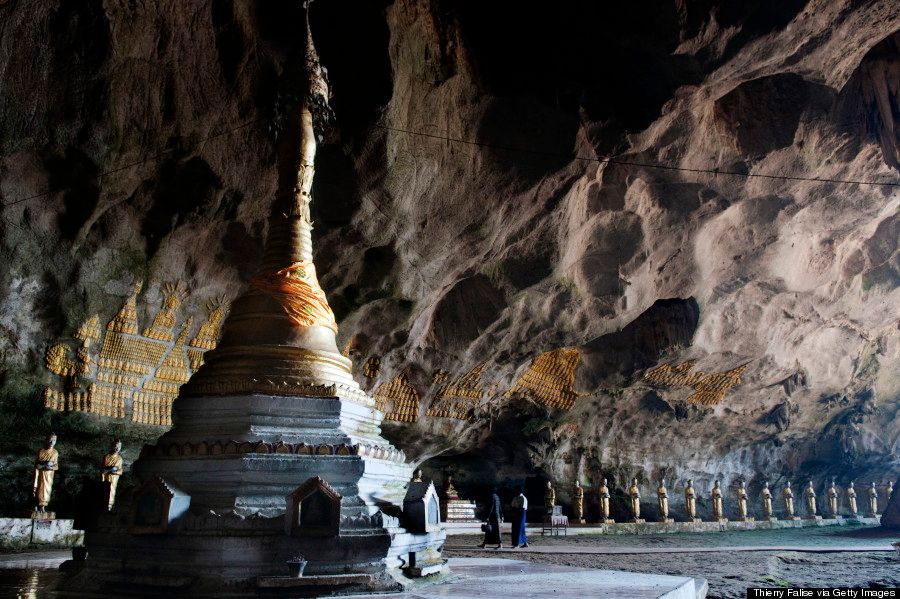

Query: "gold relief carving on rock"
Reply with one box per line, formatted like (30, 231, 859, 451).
(250, 260, 338, 333)
(45, 343, 78, 378)
(504, 347, 583, 410)
(142, 282, 186, 342)
(362, 356, 381, 379)
(426, 362, 486, 420)
(374, 371, 420, 422)
(187, 296, 229, 372)
(42, 281, 227, 426)
(644, 360, 750, 406)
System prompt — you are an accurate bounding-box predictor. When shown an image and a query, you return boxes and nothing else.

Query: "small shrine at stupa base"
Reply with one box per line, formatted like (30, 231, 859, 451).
(56, 11, 445, 597)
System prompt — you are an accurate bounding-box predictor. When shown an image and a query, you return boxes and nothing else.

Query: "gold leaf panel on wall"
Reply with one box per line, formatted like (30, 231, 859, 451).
(504, 348, 582, 410)
(42, 282, 228, 426)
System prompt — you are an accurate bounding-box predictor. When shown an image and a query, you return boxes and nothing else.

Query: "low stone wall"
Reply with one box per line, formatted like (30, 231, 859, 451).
(444, 516, 881, 536)
(0, 518, 84, 550)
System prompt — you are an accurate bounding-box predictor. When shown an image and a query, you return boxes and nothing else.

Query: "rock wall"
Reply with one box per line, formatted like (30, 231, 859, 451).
(0, 0, 897, 516)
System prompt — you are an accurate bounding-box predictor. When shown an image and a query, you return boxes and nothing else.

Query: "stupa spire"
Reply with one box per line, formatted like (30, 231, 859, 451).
(179, 7, 366, 404)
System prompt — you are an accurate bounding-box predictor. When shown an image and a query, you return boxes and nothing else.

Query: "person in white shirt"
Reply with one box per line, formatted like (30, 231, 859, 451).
(510, 487, 529, 548)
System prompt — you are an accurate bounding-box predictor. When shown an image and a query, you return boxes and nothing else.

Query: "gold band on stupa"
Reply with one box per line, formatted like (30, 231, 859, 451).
(251, 260, 337, 333)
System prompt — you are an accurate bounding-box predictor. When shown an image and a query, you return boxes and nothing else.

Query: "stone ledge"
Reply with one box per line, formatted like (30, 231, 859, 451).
(256, 573, 373, 588)
(103, 574, 193, 590)
(0, 517, 83, 550)
(443, 516, 881, 535)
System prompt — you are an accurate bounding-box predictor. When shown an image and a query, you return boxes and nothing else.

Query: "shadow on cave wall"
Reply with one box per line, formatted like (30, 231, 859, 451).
(579, 297, 701, 389)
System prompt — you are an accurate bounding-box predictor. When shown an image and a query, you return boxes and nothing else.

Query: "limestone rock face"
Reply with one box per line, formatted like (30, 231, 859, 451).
(0, 0, 897, 511)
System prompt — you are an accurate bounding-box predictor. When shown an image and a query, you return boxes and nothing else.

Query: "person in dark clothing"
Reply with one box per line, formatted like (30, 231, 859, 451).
(478, 487, 503, 548)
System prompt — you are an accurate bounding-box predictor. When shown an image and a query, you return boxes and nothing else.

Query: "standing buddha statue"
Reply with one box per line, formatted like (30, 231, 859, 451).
(867, 482, 879, 517)
(783, 482, 797, 519)
(826, 479, 839, 519)
(847, 482, 858, 517)
(804, 480, 818, 519)
(736, 481, 751, 521)
(761, 482, 775, 521)
(573, 481, 585, 524)
(628, 478, 642, 522)
(598, 478, 613, 523)
(711, 480, 725, 521)
(685, 479, 698, 521)
(33, 433, 59, 516)
(656, 480, 672, 522)
(100, 439, 124, 510)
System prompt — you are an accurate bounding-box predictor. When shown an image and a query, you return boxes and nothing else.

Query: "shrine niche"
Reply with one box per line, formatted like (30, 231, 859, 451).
(286, 476, 342, 537)
(42, 282, 228, 426)
(426, 362, 486, 420)
(403, 480, 441, 534)
(504, 347, 583, 410)
(643, 360, 749, 405)
(373, 371, 420, 422)
(129, 476, 191, 534)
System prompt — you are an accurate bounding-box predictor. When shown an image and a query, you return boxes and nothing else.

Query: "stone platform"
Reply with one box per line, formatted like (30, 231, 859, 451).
(57, 393, 446, 597)
(0, 518, 83, 550)
(444, 516, 881, 536)
(345, 557, 706, 599)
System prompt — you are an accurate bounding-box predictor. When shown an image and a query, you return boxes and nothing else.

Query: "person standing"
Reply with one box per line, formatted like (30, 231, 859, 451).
(510, 487, 529, 548)
(478, 487, 503, 549)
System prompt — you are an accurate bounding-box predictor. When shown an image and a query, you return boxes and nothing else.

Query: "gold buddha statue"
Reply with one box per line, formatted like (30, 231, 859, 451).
(33, 433, 58, 515)
(783, 482, 797, 519)
(544, 480, 556, 512)
(761, 481, 775, 520)
(867, 482, 879, 517)
(100, 439, 124, 510)
(444, 474, 458, 500)
(847, 481, 858, 517)
(656, 480, 671, 522)
(826, 480, 839, 518)
(684, 479, 698, 521)
(628, 478, 642, 522)
(598, 478, 613, 523)
(804, 480, 818, 518)
(736, 481, 751, 521)
(573, 481, 585, 523)
(711, 480, 725, 521)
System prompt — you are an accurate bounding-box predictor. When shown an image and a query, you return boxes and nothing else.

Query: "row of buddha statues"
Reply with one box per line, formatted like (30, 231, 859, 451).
(31, 433, 124, 517)
(547, 477, 892, 524)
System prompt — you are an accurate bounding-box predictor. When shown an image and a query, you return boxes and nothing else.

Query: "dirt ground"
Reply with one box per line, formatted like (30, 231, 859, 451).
(445, 527, 900, 598)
